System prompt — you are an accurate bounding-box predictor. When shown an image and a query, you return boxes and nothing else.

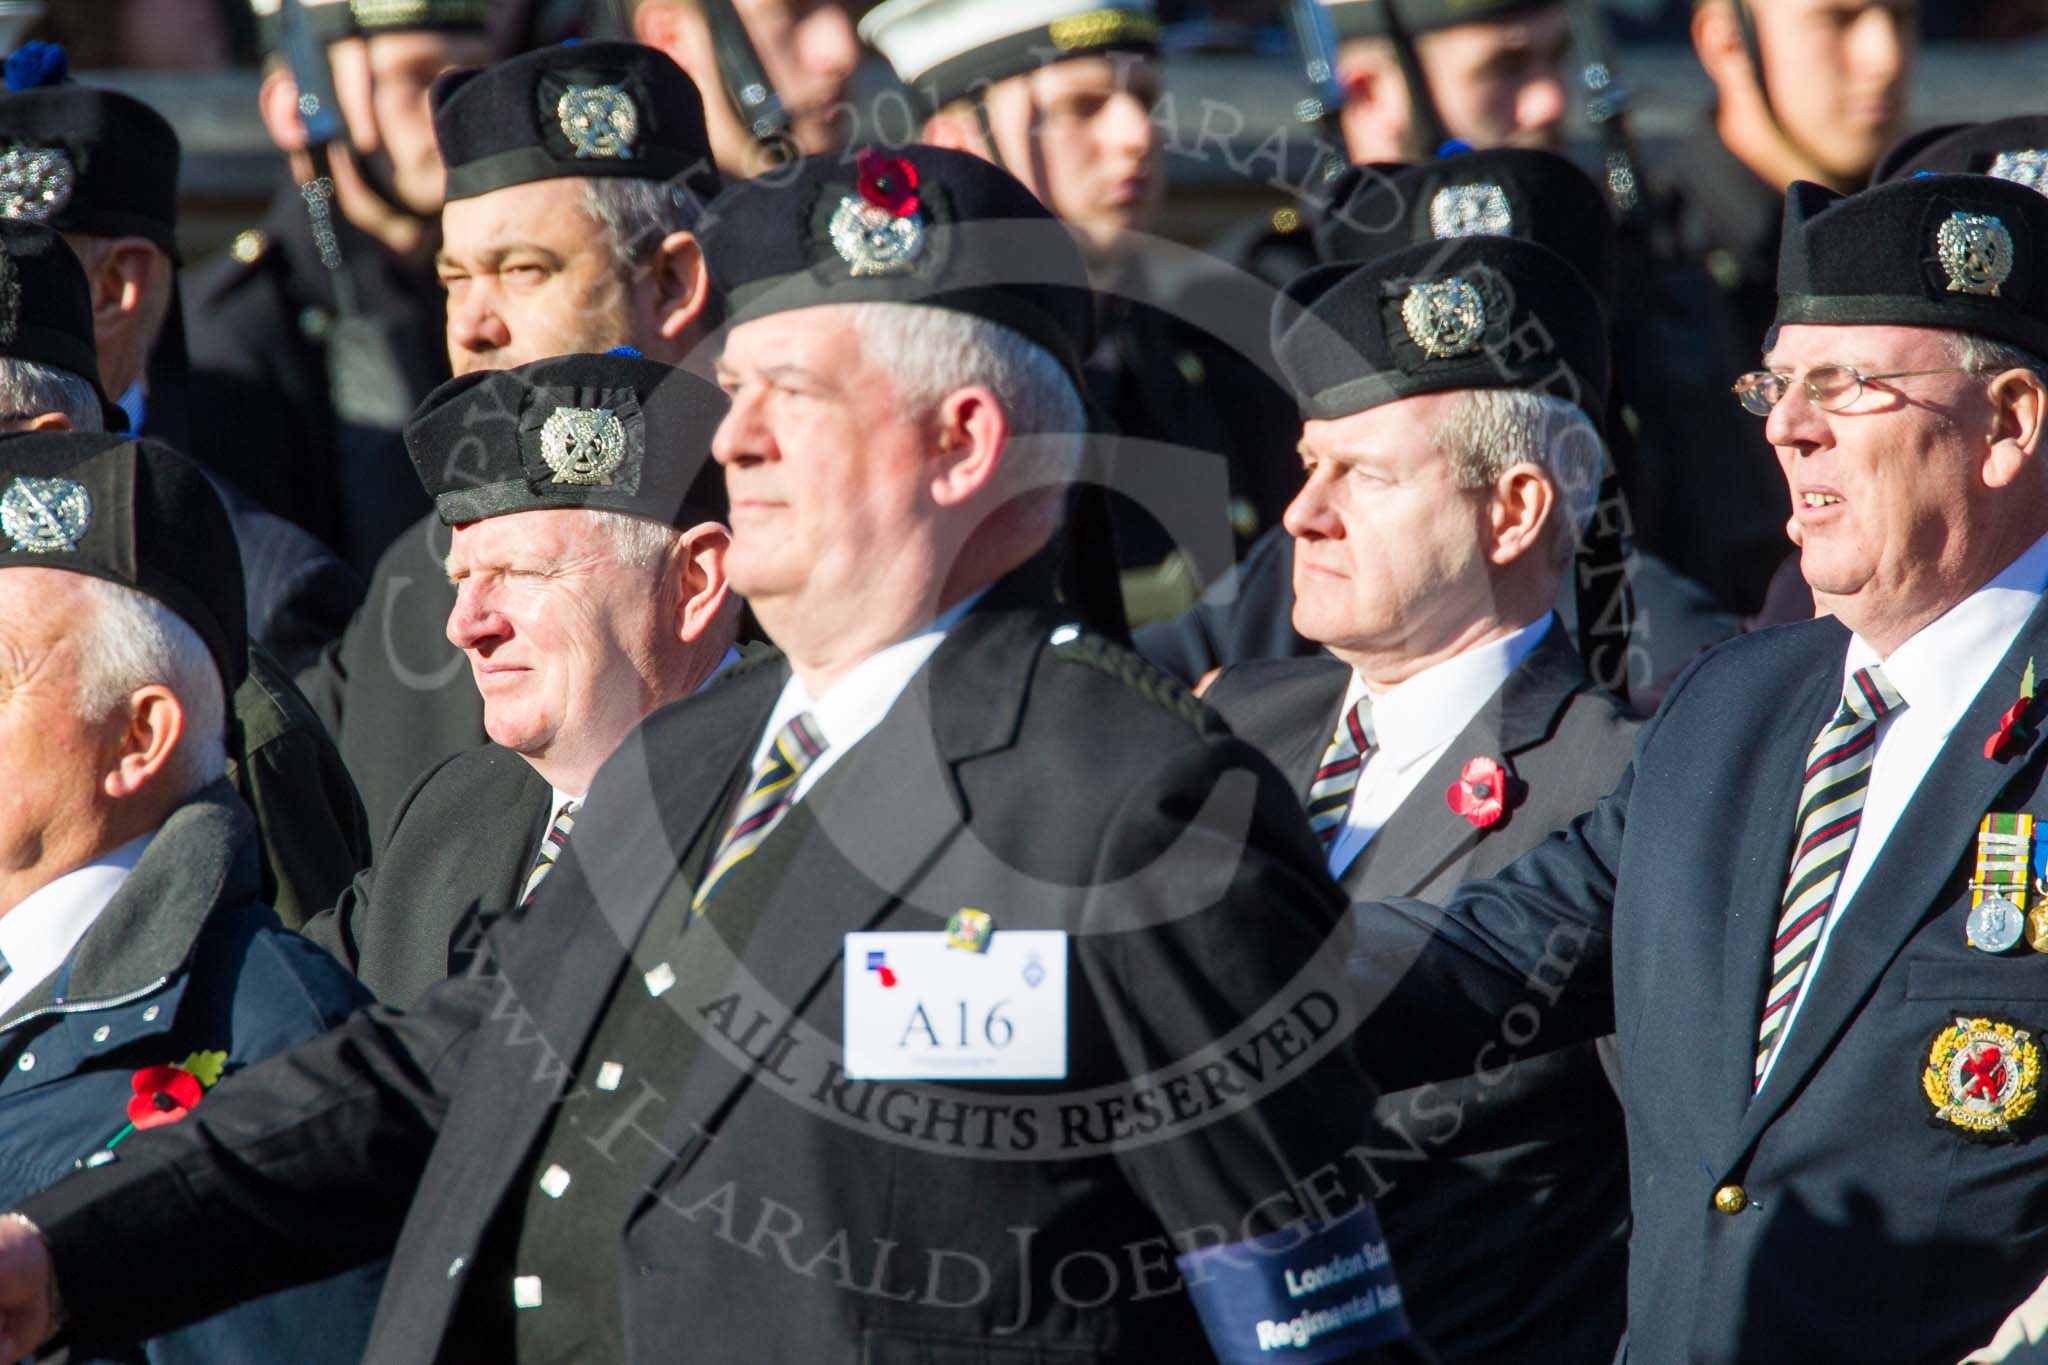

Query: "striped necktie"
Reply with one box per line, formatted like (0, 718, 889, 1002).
(692, 713, 828, 914)
(519, 801, 578, 908)
(1306, 697, 1375, 852)
(1753, 664, 1907, 1089)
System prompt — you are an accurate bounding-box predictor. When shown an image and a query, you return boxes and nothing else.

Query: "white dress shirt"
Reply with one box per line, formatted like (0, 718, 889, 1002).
(1757, 531, 2048, 1088)
(751, 594, 984, 806)
(0, 833, 154, 1022)
(1323, 616, 1552, 877)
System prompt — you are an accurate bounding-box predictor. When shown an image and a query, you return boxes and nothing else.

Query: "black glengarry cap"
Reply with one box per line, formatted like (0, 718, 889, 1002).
(405, 350, 730, 529)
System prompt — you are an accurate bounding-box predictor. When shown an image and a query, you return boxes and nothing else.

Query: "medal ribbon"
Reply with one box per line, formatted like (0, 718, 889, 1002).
(1972, 812, 2034, 912)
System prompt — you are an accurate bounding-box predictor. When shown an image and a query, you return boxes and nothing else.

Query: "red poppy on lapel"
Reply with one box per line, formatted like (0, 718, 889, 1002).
(1986, 658, 2038, 760)
(856, 150, 920, 218)
(127, 1065, 204, 1130)
(1447, 756, 1512, 829)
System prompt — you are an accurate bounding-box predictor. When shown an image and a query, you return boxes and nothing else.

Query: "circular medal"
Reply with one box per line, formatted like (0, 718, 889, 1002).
(1969, 896, 2027, 954)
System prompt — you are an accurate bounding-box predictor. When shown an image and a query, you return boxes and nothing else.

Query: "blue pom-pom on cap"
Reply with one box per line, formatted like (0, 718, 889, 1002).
(4, 42, 70, 93)
(605, 345, 644, 358)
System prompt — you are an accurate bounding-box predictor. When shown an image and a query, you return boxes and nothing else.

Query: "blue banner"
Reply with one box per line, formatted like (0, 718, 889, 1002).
(1176, 1204, 1409, 1363)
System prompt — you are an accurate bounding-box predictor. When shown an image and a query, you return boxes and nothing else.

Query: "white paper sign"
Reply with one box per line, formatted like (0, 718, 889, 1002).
(842, 930, 1068, 1080)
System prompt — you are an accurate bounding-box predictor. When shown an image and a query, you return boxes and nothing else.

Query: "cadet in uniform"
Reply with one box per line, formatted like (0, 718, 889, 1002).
(0, 42, 365, 675)
(1617, 0, 1917, 618)
(0, 430, 380, 1362)
(304, 350, 738, 1007)
(1212, 0, 1572, 295)
(182, 0, 495, 573)
(862, 0, 1304, 622)
(297, 39, 726, 842)
(1207, 232, 1635, 1361)
(0, 146, 1421, 1365)
(1289, 173, 2048, 1358)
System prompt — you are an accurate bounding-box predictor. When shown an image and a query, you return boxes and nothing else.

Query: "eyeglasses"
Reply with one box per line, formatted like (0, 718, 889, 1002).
(1731, 365, 1987, 416)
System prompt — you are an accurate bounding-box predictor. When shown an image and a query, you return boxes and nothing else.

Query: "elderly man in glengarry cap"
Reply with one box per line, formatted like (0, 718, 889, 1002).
(0, 431, 381, 1363)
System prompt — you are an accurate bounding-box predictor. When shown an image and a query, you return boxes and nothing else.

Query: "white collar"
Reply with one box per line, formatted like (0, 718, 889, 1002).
(755, 590, 986, 773)
(1344, 616, 1552, 765)
(1842, 531, 2048, 727)
(0, 832, 154, 1016)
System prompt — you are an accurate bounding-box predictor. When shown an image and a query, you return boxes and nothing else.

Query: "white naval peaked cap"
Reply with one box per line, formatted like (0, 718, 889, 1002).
(860, 0, 1160, 112)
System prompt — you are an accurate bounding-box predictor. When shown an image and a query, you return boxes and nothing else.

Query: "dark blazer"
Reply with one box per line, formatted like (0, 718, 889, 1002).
(303, 744, 551, 1007)
(22, 561, 1420, 1364)
(1208, 622, 1636, 1363)
(1305, 600, 2048, 1362)
(296, 513, 483, 846)
(0, 784, 381, 1364)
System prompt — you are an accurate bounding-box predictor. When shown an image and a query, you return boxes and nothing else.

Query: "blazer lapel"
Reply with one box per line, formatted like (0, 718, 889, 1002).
(1738, 602, 2048, 1149)
(655, 580, 1055, 1160)
(1261, 665, 1351, 794)
(484, 662, 786, 1143)
(1342, 617, 1584, 900)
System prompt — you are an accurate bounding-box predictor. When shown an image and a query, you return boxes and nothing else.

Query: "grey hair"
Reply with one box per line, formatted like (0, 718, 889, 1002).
(590, 508, 686, 572)
(73, 578, 227, 799)
(0, 358, 103, 430)
(1949, 333, 2048, 386)
(581, 176, 706, 274)
(841, 303, 1086, 530)
(1434, 390, 1607, 569)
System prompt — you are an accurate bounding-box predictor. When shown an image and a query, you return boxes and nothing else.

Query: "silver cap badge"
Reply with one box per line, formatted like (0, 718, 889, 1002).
(1989, 150, 2048, 196)
(1, 476, 93, 553)
(1430, 182, 1512, 239)
(1936, 211, 2015, 297)
(557, 84, 639, 160)
(828, 196, 924, 277)
(539, 407, 627, 485)
(1400, 277, 1488, 359)
(0, 146, 76, 223)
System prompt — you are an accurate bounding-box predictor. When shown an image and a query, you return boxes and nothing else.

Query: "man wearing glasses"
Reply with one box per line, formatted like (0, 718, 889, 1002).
(1310, 170, 2046, 1360)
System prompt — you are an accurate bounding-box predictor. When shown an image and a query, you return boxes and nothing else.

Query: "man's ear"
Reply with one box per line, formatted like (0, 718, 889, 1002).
(258, 65, 309, 153)
(21, 411, 71, 432)
(671, 521, 733, 644)
(102, 684, 186, 802)
(84, 239, 161, 325)
(929, 386, 1009, 507)
(925, 108, 982, 157)
(1487, 463, 1557, 568)
(1983, 367, 2048, 492)
(651, 231, 711, 342)
(1335, 47, 1402, 161)
(1690, 1, 1748, 95)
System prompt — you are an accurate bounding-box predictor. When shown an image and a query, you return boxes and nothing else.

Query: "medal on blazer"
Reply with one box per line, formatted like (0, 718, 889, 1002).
(1968, 813, 2034, 953)
(1924, 1016, 2041, 1140)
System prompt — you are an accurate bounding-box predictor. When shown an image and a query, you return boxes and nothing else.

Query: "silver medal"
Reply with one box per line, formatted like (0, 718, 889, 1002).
(1969, 896, 2028, 954)
(538, 407, 627, 485)
(556, 84, 639, 160)
(1936, 211, 2014, 297)
(0, 476, 92, 553)
(0, 146, 75, 222)
(828, 196, 924, 277)
(1399, 276, 1488, 359)
(1429, 182, 1513, 239)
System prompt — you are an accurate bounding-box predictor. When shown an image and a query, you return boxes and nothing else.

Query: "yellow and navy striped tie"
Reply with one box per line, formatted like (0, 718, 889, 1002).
(1753, 664, 1906, 1089)
(519, 800, 578, 907)
(692, 713, 827, 914)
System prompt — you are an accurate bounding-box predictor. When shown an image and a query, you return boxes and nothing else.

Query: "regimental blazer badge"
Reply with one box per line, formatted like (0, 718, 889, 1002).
(1924, 1015, 2041, 1140)
(557, 83, 639, 159)
(0, 475, 92, 553)
(0, 145, 75, 222)
(538, 406, 627, 485)
(1936, 211, 2015, 297)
